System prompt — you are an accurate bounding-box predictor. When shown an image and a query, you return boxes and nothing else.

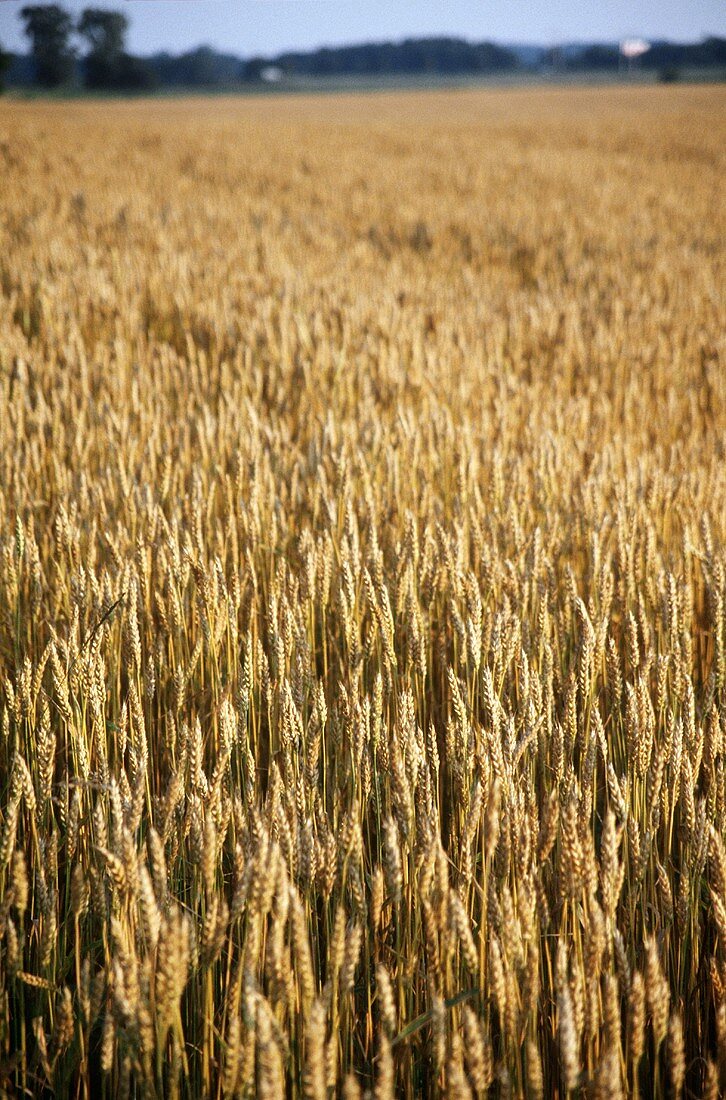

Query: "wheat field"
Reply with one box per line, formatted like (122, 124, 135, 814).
(0, 84, 724, 1098)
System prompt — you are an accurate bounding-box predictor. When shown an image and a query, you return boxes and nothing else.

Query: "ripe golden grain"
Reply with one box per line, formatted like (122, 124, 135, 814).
(0, 83, 724, 1096)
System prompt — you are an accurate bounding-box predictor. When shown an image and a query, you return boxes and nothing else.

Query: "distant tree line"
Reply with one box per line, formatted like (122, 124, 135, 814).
(149, 46, 243, 88)
(0, 6, 724, 94)
(244, 38, 518, 79)
(564, 36, 726, 71)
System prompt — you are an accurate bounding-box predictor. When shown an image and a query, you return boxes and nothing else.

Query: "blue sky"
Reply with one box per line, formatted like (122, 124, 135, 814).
(1, 1, 724, 56)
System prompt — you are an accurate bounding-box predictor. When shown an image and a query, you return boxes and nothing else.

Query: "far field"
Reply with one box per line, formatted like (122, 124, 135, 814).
(0, 85, 724, 1098)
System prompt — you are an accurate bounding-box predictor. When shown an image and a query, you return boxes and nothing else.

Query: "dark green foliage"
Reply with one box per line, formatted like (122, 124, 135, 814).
(244, 37, 518, 80)
(113, 53, 158, 91)
(148, 45, 243, 87)
(20, 4, 74, 87)
(571, 45, 620, 71)
(0, 42, 10, 93)
(78, 7, 127, 87)
(643, 36, 726, 69)
(76, 9, 155, 90)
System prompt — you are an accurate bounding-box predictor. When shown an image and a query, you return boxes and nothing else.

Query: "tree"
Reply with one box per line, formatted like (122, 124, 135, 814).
(20, 5, 75, 87)
(0, 41, 10, 94)
(114, 53, 158, 91)
(77, 9, 156, 90)
(78, 8, 127, 87)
